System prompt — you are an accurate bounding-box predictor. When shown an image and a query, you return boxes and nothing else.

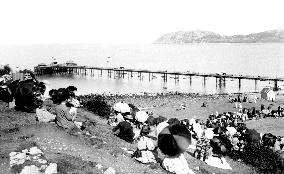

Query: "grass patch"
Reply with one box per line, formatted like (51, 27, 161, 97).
(78, 94, 111, 118)
(1, 127, 20, 134)
(15, 141, 38, 152)
(50, 154, 103, 174)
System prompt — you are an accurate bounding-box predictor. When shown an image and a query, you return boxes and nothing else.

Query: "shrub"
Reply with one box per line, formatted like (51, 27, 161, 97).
(0, 64, 12, 76)
(241, 144, 284, 174)
(79, 94, 111, 118)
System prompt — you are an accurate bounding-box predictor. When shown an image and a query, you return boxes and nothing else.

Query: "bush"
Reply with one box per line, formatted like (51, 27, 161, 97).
(0, 64, 12, 76)
(241, 144, 284, 174)
(79, 94, 111, 118)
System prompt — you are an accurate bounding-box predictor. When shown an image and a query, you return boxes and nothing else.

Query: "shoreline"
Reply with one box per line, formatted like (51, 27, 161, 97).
(36, 74, 284, 96)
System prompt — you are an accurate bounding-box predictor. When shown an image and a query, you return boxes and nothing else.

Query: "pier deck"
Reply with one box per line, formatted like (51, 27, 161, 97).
(34, 65, 284, 82)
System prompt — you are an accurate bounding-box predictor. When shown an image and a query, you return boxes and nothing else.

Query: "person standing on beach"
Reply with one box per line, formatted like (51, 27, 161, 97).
(234, 98, 238, 109)
(237, 95, 241, 103)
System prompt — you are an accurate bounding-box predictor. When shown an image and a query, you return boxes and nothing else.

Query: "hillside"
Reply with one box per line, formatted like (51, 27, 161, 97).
(154, 29, 284, 44)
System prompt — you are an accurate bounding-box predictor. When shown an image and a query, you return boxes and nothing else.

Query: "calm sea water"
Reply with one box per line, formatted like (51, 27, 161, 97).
(1, 43, 284, 94)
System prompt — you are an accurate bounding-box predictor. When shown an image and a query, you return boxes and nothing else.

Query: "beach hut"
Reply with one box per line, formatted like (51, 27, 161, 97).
(260, 88, 275, 101)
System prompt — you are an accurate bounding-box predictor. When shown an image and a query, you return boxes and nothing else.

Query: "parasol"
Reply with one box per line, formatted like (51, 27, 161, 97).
(135, 111, 149, 123)
(113, 102, 131, 113)
(158, 124, 191, 157)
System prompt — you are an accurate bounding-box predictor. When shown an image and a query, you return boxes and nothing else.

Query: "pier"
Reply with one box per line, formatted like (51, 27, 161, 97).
(34, 65, 284, 91)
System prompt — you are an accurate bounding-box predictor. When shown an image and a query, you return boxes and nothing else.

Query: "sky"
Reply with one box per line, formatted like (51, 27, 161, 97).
(0, 0, 283, 44)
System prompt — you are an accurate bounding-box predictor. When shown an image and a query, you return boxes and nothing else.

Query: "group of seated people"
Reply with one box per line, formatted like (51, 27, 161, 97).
(237, 104, 284, 121)
(230, 95, 256, 104)
(109, 102, 284, 174)
(189, 112, 284, 173)
(109, 103, 196, 173)
(2, 71, 284, 173)
(0, 70, 46, 112)
(0, 71, 96, 136)
(36, 85, 98, 136)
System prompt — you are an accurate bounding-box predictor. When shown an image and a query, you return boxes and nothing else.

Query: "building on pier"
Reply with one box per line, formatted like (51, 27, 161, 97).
(64, 60, 77, 66)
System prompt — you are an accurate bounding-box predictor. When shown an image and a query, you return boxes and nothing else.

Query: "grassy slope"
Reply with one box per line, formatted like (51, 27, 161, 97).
(1, 94, 284, 174)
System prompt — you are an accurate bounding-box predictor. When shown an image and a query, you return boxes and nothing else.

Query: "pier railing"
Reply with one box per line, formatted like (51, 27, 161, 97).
(34, 65, 284, 91)
(34, 65, 284, 81)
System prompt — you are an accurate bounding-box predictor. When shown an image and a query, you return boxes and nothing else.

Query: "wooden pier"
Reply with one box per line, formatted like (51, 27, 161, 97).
(34, 65, 284, 91)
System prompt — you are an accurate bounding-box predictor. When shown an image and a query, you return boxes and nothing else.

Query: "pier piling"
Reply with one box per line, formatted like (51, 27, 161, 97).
(34, 65, 284, 92)
(238, 78, 241, 92)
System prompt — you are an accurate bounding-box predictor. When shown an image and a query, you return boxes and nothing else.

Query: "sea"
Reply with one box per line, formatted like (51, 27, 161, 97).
(1, 43, 284, 95)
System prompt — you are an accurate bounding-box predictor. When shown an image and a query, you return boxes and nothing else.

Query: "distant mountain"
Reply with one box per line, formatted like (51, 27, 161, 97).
(154, 29, 284, 44)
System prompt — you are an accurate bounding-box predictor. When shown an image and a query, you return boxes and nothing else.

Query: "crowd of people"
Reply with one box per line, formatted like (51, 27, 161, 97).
(1, 69, 284, 174)
(109, 101, 284, 173)
(228, 95, 284, 121)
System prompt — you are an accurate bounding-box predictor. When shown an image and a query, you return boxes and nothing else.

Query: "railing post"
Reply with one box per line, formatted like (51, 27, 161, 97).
(202, 76, 206, 87)
(216, 77, 218, 90)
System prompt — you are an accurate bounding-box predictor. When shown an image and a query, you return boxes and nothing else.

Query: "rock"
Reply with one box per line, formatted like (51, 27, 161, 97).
(96, 163, 103, 169)
(26, 156, 31, 160)
(29, 147, 43, 155)
(45, 163, 57, 174)
(9, 152, 18, 157)
(104, 167, 116, 174)
(22, 149, 29, 153)
(40, 165, 47, 170)
(194, 166, 200, 171)
(20, 165, 41, 174)
(37, 159, 47, 164)
(10, 152, 26, 166)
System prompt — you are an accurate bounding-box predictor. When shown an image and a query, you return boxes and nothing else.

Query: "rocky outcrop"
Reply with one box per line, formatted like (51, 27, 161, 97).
(155, 29, 284, 44)
(9, 146, 57, 174)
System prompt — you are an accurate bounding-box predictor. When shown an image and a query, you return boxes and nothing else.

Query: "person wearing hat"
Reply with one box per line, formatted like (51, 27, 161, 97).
(158, 124, 195, 174)
(14, 72, 42, 112)
(22, 70, 38, 83)
(132, 125, 159, 164)
(112, 119, 135, 143)
(53, 89, 89, 136)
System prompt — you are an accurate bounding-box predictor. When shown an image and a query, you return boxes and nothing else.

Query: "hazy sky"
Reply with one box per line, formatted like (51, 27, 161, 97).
(0, 0, 283, 44)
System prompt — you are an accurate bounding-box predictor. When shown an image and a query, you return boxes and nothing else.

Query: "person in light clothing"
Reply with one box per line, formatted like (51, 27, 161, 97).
(162, 153, 195, 174)
(42, 80, 51, 100)
(132, 125, 159, 164)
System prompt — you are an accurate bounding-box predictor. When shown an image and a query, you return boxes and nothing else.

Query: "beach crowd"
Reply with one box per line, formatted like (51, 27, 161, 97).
(1, 68, 284, 174)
